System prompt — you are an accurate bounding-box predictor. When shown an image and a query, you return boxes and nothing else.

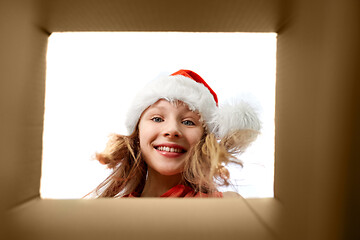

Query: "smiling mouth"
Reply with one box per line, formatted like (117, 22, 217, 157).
(154, 146, 186, 153)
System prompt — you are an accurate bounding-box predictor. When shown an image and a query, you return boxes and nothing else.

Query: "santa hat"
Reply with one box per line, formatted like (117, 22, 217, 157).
(125, 69, 261, 138)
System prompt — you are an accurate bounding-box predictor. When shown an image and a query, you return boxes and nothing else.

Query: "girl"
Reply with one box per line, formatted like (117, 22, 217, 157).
(92, 69, 260, 198)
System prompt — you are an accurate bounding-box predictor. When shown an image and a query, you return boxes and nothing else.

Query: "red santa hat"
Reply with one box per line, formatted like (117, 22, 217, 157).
(125, 69, 261, 138)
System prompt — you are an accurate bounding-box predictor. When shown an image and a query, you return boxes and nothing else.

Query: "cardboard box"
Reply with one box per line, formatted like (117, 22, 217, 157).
(1, 0, 359, 239)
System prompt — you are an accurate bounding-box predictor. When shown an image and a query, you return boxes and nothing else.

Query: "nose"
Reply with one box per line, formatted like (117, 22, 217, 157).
(163, 121, 182, 138)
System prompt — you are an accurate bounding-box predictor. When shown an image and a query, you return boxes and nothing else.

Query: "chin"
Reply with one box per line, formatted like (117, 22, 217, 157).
(152, 165, 184, 176)
(157, 169, 183, 176)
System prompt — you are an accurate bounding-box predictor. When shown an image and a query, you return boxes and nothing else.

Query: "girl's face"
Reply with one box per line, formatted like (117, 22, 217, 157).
(138, 99, 204, 176)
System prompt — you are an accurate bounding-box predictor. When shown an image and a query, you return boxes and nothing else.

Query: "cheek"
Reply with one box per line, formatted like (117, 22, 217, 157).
(139, 130, 150, 148)
(138, 121, 150, 144)
(139, 131, 151, 163)
(187, 129, 204, 146)
(138, 126, 157, 153)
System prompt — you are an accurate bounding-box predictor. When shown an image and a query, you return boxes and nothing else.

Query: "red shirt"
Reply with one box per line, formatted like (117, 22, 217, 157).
(123, 184, 223, 198)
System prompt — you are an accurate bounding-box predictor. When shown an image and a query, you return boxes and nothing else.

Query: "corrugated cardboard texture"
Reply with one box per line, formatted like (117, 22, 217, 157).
(41, 0, 281, 32)
(8, 198, 278, 240)
(275, 0, 360, 239)
(1, 0, 359, 239)
(0, 0, 48, 211)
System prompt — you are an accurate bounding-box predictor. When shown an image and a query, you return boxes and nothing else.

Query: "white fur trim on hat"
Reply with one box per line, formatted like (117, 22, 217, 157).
(212, 98, 261, 138)
(125, 73, 261, 138)
(125, 75, 218, 134)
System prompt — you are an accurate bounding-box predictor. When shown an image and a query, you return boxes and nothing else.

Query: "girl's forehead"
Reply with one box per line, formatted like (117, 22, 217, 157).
(148, 99, 194, 112)
(143, 99, 202, 119)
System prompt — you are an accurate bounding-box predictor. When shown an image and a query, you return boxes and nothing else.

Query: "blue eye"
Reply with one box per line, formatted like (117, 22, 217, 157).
(182, 120, 195, 126)
(151, 117, 163, 123)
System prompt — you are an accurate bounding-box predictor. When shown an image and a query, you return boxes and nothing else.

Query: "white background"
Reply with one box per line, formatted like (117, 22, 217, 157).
(41, 32, 276, 199)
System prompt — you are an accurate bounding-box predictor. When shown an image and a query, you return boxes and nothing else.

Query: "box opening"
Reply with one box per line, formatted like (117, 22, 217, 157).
(41, 32, 276, 199)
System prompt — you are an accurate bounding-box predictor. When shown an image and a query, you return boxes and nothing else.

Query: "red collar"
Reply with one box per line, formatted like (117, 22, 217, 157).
(123, 184, 223, 198)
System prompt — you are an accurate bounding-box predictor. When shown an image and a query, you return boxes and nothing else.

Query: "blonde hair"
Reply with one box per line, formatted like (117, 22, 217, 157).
(90, 126, 258, 197)
(184, 129, 258, 194)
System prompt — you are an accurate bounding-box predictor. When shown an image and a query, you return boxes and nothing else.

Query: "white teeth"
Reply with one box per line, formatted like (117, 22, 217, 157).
(157, 146, 182, 153)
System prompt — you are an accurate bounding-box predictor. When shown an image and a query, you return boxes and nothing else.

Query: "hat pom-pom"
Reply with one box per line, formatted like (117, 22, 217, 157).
(214, 98, 261, 138)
